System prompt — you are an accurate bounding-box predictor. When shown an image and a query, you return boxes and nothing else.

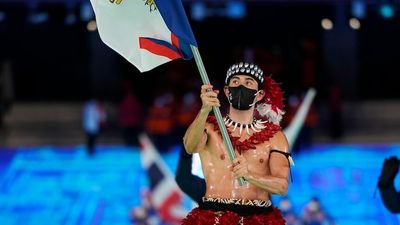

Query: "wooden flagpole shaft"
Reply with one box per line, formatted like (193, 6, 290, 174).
(190, 45, 245, 186)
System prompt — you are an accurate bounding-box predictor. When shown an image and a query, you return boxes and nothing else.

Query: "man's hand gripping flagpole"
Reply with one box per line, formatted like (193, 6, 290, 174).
(190, 45, 245, 186)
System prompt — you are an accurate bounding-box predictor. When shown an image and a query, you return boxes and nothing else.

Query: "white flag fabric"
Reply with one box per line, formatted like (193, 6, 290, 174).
(90, 0, 197, 72)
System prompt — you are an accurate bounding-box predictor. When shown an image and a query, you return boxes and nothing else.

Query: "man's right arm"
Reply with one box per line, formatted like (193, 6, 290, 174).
(183, 84, 220, 154)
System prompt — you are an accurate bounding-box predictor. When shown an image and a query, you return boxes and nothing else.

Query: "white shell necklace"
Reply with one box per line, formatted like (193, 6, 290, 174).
(224, 116, 269, 135)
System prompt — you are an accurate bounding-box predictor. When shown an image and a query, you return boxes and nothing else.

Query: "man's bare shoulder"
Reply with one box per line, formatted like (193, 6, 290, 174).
(269, 131, 289, 152)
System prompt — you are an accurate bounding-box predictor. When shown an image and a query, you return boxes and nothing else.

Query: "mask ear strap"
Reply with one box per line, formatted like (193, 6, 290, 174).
(249, 90, 263, 107)
(227, 88, 233, 105)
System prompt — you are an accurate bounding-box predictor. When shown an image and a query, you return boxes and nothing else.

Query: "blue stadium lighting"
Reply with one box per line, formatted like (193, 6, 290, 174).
(0, 11, 5, 23)
(380, 4, 395, 19)
(190, 2, 206, 21)
(65, 13, 77, 25)
(352, 0, 366, 19)
(226, 1, 246, 19)
(80, 2, 94, 22)
(27, 12, 49, 25)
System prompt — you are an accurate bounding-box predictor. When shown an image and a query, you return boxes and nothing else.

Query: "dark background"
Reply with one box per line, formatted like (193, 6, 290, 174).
(1, 1, 399, 104)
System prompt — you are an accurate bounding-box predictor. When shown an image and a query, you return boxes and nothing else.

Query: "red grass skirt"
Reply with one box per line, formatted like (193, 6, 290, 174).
(181, 207, 286, 225)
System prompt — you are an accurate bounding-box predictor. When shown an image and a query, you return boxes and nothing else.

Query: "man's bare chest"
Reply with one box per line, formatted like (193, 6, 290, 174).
(206, 133, 271, 170)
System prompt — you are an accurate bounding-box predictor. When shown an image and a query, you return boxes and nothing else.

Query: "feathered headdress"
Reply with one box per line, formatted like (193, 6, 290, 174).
(255, 76, 285, 125)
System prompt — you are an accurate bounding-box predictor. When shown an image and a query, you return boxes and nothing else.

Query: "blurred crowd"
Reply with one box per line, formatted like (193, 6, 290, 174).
(81, 81, 322, 155)
(78, 43, 344, 155)
(278, 197, 336, 225)
(81, 80, 202, 154)
(0, 41, 348, 152)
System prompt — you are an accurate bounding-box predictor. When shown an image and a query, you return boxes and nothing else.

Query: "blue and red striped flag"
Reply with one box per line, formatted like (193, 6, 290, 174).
(90, 0, 197, 72)
(138, 133, 188, 224)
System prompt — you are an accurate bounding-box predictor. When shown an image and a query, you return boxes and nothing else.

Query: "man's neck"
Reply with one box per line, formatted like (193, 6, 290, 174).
(228, 107, 254, 125)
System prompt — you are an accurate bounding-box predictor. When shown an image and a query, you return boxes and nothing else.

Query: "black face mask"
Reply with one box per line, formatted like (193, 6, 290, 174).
(228, 85, 259, 110)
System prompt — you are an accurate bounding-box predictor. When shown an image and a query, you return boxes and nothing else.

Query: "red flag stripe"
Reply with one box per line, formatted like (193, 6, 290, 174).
(171, 33, 180, 49)
(157, 191, 182, 223)
(139, 37, 181, 60)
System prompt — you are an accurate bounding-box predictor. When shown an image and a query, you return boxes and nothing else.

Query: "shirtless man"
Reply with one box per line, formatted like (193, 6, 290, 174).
(182, 62, 291, 225)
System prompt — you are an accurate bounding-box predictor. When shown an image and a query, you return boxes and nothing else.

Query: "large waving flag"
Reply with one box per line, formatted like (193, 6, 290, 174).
(90, 0, 197, 72)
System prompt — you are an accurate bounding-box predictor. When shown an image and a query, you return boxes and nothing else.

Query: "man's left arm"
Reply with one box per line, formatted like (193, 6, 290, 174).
(232, 131, 290, 195)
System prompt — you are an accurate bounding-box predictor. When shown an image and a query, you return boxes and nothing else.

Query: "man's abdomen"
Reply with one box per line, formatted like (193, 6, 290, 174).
(204, 172, 269, 200)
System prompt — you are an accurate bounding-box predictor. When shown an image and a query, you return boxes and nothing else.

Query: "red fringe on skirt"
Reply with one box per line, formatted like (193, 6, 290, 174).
(181, 207, 286, 225)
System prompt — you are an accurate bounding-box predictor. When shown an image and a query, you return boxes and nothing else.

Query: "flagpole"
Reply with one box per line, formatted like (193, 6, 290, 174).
(190, 45, 245, 186)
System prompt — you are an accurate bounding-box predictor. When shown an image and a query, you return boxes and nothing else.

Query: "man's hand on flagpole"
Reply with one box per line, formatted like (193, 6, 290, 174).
(232, 155, 250, 180)
(200, 84, 220, 113)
